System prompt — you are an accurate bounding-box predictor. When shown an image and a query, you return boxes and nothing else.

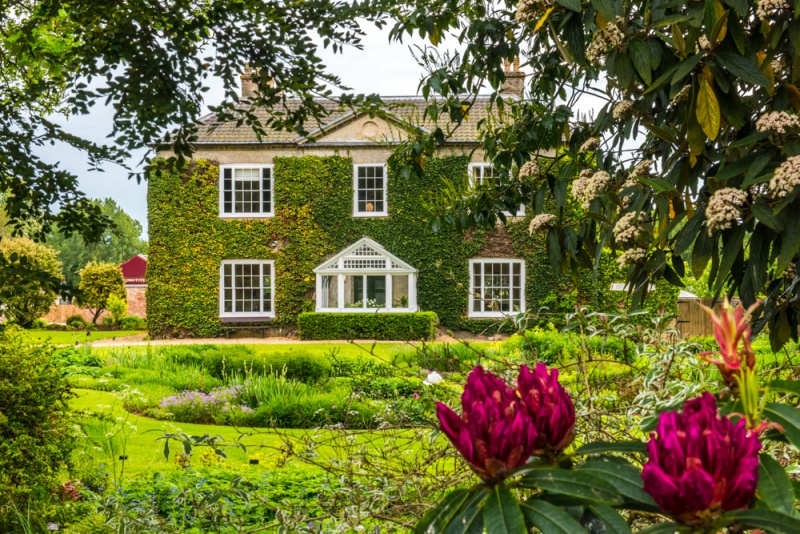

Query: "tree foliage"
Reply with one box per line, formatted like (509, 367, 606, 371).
(47, 198, 147, 287)
(77, 261, 126, 324)
(387, 0, 800, 348)
(0, 237, 62, 327)
(0, 0, 390, 288)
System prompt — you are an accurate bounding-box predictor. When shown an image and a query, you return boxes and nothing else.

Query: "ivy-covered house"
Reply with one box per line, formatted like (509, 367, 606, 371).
(147, 65, 634, 338)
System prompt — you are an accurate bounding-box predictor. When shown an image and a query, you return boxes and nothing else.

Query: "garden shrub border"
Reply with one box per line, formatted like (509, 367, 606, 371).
(298, 311, 439, 340)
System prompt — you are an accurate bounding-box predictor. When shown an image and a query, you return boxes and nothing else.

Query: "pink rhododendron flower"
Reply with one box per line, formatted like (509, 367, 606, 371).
(700, 299, 757, 390)
(436, 366, 538, 483)
(517, 363, 575, 456)
(642, 393, 761, 526)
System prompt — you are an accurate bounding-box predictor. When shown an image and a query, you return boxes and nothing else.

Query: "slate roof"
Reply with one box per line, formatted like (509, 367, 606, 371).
(192, 96, 498, 145)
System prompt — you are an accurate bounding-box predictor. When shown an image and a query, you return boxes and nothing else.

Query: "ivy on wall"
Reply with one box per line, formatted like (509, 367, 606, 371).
(147, 156, 677, 338)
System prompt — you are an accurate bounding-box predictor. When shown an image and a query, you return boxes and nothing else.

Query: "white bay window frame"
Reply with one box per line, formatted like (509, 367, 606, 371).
(353, 164, 388, 217)
(314, 237, 417, 312)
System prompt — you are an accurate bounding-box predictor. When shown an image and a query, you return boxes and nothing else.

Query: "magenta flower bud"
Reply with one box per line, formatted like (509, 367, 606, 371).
(436, 366, 538, 483)
(642, 393, 761, 526)
(517, 363, 576, 456)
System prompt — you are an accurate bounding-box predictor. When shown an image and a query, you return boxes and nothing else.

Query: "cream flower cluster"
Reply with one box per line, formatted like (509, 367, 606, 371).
(573, 169, 610, 208)
(519, 160, 541, 179)
(631, 159, 653, 178)
(528, 213, 557, 234)
(616, 247, 647, 267)
(614, 212, 645, 243)
(706, 188, 747, 234)
(755, 111, 800, 134)
(697, 35, 711, 52)
(515, 0, 549, 23)
(586, 23, 625, 64)
(756, 0, 790, 19)
(671, 85, 691, 105)
(613, 100, 634, 120)
(770, 155, 800, 198)
(580, 137, 600, 152)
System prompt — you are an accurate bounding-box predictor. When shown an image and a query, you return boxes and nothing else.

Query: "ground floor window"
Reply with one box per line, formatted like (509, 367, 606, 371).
(469, 258, 525, 317)
(314, 238, 417, 312)
(220, 260, 274, 317)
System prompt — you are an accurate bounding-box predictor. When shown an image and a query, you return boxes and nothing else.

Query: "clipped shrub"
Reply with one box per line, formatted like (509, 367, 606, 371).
(298, 312, 438, 341)
(119, 315, 147, 330)
(77, 261, 126, 324)
(65, 314, 88, 328)
(101, 316, 115, 326)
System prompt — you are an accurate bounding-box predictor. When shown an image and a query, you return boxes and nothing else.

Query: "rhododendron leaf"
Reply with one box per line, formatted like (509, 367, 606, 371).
(724, 509, 800, 533)
(572, 441, 646, 456)
(757, 453, 795, 516)
(768, 379, 800, 397)
(634, 522, 680, 533)
(520, 499, 588, 534)
(578, 461, 659, 510)
(763, 403, 800, 450)
(518, 469, 623, 504)
(444, 489, 487, 534)
(415, 488, 473, 534)
(484, 484, 526, 534)
(585, 505, 631, 534)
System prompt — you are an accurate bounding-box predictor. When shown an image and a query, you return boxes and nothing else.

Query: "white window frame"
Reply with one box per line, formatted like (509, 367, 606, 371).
(219, 164, 274, 218)
(468, 162, 526, 217)
(219, 260, 275, 318)
(353, 164, 388, 217)
(468, 258, 526, 318)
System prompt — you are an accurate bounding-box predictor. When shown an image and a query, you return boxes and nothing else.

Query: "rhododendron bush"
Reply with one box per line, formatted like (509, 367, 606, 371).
(419, 303, 800, 533)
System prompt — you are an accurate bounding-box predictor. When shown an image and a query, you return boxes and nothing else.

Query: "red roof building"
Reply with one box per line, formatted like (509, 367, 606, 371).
(120, 254, 147, 286)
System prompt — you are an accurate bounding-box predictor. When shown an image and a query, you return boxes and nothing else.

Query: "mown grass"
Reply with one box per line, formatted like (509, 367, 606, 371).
(26, 329, 144, 345)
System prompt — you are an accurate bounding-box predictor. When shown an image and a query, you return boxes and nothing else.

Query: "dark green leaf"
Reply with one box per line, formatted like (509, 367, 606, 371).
(521, 499, 588, 534)
(591, 0, 618, 21)
(713, 225, 744, 294)
(691, 227, 714, 278)
(750, 202, 783, 232)
(778, 212, 800, 273)
(769, 379, 800, 396)
(548, 227, 562, 271)
(586, 505, 632, 534)
(629, 39, 653, 85)
(763, 403, 800, 450)
(757, 453, 795, 515)
(518, 469, 623, 504)
(634, 522, 680, 534)
(416, 488, 472, 534)
(444, 490, 487, 534)
(715, 52, 771, 87)
(578, 461, 659, 509)
(555, 0, 582, 12)
(724, 509, 800, 533)
(484, 484, 526, 534)
(670, 54, 703, 85)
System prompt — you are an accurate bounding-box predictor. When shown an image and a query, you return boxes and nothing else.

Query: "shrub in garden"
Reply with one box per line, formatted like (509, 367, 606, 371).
(65, 313, 88, 329)
(0, 237, 62, 327)
(77, 261, 126, 324)
(118, 315, 146, 330)
(204, 351, 331, 383)
(0, 327, 77, 528)
(152, 386, 253, 425)
(106, 293, 128, 324)
(298, 311, 438, 340)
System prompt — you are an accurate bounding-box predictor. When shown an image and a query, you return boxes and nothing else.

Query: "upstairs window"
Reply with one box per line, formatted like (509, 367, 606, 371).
(220, 165, 273, 217)
(354, 164, 387, 216)
(220, 260, 274, 318)
(469, 258, 525, 318)
(469, 163, 525, 217)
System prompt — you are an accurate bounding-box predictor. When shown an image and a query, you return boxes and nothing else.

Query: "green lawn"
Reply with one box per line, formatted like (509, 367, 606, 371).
(71, 388, 321, 477)
(25, 329, 144, 345)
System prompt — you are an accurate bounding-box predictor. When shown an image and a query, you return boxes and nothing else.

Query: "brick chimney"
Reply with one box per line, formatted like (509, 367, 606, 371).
(500, 57, 526, 99)
(240, 66, 279, 99)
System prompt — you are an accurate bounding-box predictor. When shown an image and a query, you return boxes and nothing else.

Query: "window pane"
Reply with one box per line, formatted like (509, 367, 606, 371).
(356, 166, 385, 213)
(392, 275, 409, 308)
(345, 275, 365, 308)
(366, 275, 386, 307)
(320, 275, 337, 308)
(262, 264, 272, 313)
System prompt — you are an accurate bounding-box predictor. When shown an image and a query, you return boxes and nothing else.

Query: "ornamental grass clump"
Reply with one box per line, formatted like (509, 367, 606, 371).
(642, 393, 761, 527)
(435, 366, 539, 483)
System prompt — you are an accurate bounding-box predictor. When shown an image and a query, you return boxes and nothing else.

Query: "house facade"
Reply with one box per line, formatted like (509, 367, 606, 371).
(146, 64, 608, 338)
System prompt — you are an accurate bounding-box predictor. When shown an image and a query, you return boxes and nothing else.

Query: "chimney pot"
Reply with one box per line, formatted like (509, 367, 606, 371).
(500, 57, 526, 99)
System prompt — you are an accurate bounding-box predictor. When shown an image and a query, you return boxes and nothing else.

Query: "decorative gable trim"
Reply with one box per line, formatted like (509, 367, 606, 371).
(313, 237, 417, 273)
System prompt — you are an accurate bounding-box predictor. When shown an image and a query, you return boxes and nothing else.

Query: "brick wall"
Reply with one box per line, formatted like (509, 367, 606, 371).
(126, 285, 147, 317)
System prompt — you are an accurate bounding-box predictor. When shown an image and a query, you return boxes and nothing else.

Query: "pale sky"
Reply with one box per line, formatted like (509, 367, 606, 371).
(48, 25, 431, 237)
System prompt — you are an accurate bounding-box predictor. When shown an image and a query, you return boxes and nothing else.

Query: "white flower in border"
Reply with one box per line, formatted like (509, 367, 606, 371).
(424, 371, 443, 386)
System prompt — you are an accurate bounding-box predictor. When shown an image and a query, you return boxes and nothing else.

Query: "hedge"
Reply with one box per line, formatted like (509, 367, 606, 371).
(298, 312, 439, 341)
